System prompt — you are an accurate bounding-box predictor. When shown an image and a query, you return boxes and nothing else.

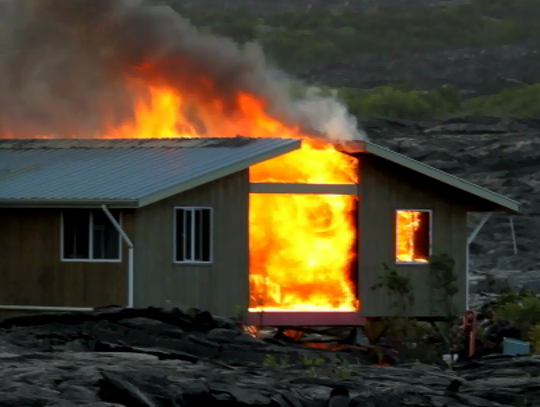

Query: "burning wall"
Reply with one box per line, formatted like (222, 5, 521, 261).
(0, 0, 365, 313)
(249, 147, 359, 312)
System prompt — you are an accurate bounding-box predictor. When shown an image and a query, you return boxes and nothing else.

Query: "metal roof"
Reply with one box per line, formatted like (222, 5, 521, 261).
(339, 140, 519, 213)
(0, 137, 300, 208)
(0, 137, 520, 212)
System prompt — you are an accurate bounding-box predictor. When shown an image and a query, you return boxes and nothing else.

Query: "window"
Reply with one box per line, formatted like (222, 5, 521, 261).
(174, 207, 213, 263)
(395, 209, 431, 264)
(61, 209, 121, 262)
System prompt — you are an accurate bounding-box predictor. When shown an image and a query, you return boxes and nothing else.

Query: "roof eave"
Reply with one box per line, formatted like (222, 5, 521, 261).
(0, 199, 139, 208)
(339, 140, 520, 214)
(137, 138, 302, 208)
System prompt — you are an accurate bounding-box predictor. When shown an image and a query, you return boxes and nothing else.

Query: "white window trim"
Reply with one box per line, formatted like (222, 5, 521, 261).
(173, 206, 213, 265)
(60, 210, 123, 263)
(394, 208, 432, 265)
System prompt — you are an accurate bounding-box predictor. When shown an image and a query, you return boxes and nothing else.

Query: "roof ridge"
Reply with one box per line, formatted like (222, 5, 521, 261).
(0, 136, 285, 149)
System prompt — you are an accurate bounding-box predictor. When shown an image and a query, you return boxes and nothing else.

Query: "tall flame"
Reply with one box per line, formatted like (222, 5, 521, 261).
(107, 84, 360, 312)
(0, 0, 363, 314)
(32, 81, 361, 312)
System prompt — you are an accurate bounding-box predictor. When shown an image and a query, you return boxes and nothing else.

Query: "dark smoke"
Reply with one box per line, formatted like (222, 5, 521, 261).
(0, 0, 364, 140)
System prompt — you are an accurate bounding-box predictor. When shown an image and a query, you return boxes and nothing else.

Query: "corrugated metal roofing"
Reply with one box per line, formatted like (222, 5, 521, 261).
(0, 137, 300, 207)
(0, 136, 520, 212)
(338, 140, 519, 213)
(0, 138, 263, 149)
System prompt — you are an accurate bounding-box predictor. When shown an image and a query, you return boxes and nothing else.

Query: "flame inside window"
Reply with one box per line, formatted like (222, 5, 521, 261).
(395, 210, 430, 263)
(248, 193, 358, 312)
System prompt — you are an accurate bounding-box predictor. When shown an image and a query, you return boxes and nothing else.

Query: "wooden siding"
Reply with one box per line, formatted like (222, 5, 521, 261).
(358, 155, 468, 318)
(133, 170, 249, 317)
(0, 209, 132, 307)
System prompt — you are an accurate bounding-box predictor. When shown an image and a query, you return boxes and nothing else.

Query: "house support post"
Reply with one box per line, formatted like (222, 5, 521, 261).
(102, 205, 134, 308)
(509, 216, 518, 255)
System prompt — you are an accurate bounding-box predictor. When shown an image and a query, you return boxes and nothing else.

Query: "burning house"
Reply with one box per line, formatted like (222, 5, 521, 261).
(0, 137, 518, 325)
(0, 0, 520, 325)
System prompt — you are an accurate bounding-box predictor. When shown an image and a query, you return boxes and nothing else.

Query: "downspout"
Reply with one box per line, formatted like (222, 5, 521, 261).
(467, 213, 492, 246)
(102, 205, 134, 308)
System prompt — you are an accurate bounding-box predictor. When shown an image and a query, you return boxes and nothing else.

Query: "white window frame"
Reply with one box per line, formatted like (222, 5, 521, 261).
(60, 209, 123, 263)
(394, 208, 432, 265)
(173, 206, 213, 265)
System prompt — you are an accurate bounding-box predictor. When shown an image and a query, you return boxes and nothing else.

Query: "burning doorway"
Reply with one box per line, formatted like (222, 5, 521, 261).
(247, 144, 360, 317)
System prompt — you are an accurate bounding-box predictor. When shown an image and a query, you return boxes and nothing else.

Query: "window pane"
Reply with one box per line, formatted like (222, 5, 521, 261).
(184, 210, 193, 261)
(201, 209, 211, 262)
(415, 211, 431, 260)
(194, 209, 202, 261)
(63, 210, 90, 259)
(175, 209, 184, 262)
(174, 208, 212, 263)
(396, 210, 430, 263)
(92, 210, 120, 260)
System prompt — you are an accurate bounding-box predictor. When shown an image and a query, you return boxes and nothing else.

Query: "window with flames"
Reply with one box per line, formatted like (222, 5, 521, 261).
(395, 209, 431, 264)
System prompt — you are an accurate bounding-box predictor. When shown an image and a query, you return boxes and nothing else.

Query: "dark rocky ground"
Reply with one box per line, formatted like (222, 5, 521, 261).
(1, 119, 534, 406)
(1, 306, 539, 407)
(361, 116, 540, 295)
(175, 1, 540, 96)
(1, 3, 536, 404)
(294, 42, 540, 96)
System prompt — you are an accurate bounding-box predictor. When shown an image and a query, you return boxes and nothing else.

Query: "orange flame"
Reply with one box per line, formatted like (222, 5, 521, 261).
(108, 84, 360, 312)
(30, 82, 361, 313)
(248, 143, 358, 311)
(396, 210, 429, 263)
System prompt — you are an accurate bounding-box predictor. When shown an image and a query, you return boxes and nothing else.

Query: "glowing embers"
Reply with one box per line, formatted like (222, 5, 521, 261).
(395, 210, 431, 263)
(248, 193, 358, 312)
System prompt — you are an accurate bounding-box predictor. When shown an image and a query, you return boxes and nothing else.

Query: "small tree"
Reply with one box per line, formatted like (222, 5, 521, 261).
(428, 253, 460, 360)
(371, 264, 415, 341)
(372, 264, 415, 316)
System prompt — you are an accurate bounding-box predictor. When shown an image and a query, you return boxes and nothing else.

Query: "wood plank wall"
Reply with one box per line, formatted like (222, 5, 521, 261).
(0, 209, 132, 307)
(358, 155, 468, 317)
(133, 170, 249, 317)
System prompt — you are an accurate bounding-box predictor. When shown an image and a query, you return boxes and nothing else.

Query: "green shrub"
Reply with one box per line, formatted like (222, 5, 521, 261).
(528, 324, 540, 354)
(174, 2, 540, 66)
(492, 292, 540, 341)
(338, 86, 463, 120)
(338, 83, 540, 120)
(161, 3, 540, 120)
(463, 84, 540, 117)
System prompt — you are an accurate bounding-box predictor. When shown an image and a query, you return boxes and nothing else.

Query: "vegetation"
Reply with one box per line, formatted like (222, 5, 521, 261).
(487, 290, 540, 353)
(369, 254, 464, 364)
(338, 86, 464, 120)
(333, 84, 540, 120)
(371, 263, 415, 317)
(167, 0, 540, 120)
(428, 254, 461, 361)
(262, 269, 540, 367)
(174, 0, 540, 66)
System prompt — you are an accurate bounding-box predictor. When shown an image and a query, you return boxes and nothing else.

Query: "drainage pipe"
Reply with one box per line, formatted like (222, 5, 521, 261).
(467, 213, 492, 245)
(102, 205, 134, 308)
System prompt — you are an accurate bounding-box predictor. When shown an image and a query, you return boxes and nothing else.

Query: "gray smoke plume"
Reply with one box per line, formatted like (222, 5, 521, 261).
(0, 0, 365, 141)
